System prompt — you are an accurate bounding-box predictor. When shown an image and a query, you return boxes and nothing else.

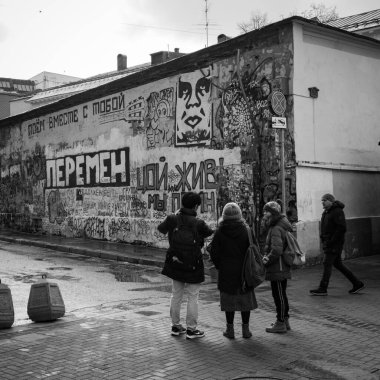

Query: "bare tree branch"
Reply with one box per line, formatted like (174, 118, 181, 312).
(237, 10, 269, 33)
(238, 3, 339, 33)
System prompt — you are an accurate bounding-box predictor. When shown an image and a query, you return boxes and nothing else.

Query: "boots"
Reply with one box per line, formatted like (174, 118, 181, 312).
(223, 323, 235, 339)
(242, 323, 252, 339)
(265, 320, 287, 333)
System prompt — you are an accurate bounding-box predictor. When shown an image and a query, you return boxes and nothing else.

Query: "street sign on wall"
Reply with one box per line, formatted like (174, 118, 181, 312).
(270, 91, 287, 116)
(272, 117, 287, 129)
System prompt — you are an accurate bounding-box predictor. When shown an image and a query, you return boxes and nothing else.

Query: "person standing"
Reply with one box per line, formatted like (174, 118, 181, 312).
(158, 192, 213, 339)
(209, 202, 258, 339)
(310, 193, 364, 296)
(262, 201, 293, 333)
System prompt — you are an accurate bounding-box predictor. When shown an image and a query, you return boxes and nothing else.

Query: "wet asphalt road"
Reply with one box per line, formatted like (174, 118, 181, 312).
(0, 240, 180, 326)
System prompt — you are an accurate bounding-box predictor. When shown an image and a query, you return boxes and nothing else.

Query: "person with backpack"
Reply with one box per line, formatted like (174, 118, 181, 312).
(157, 192, 213, 339)
(209, 202, 258, 339)
(262, 201, 293, 334)
(309, 193, 365, 296)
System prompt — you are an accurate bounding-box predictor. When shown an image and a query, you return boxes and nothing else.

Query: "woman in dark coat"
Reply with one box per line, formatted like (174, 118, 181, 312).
(262, 201, 293, 334)
(209, 202, 258, 339)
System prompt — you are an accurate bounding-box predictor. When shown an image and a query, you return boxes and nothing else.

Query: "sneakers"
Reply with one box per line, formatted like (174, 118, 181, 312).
(186, 329, 205, 340)
(284, 317, 291, 331)
(266, 320, 287, 334)
(310, 288, 328, 296)
(171, 325, 186, 336)
(349, 282, 365, 294)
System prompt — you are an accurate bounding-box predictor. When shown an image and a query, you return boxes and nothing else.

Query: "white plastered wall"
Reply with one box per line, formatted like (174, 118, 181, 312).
(292, 21, 380, 257)
(292, 22, 380, 168)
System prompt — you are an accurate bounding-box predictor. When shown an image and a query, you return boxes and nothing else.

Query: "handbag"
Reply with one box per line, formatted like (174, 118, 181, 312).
(241, 227, 266, 291)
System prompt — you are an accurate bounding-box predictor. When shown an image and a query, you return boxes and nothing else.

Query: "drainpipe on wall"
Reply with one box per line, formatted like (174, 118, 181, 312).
(236, 49, 263, 238)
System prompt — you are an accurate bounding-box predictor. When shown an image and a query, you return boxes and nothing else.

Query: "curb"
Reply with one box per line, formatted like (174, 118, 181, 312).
(0, 235, 165, 268)
(0, 235, 221, 276)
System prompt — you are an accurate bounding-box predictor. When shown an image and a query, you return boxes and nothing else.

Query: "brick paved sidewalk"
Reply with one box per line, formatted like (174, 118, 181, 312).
(1, 260, 380, 380)
(1, 230, 379, 379)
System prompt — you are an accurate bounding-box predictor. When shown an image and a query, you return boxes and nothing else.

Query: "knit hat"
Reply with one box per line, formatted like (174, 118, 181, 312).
(263, 201, 281, 215)
(321, 193, 335, 202)
(222, 202, 242, 221)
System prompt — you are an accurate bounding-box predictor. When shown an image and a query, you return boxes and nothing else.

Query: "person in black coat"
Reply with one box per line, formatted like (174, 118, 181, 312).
(310, 193, 364, 296)
(262, 201, 293, 333)
(158, 192, 213, 339)
(209, 202, 258, 339)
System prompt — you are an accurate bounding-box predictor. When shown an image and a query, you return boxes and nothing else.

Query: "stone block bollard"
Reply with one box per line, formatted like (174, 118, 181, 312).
(0, 279, 15, 329)
(27, 275, 65, 322)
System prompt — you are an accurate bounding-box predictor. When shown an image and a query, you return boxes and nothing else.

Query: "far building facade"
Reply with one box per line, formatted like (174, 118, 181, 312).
(30, 72, 82, 91)
(0, 16, 379, 263)
(0, 78, 35, 119)
(327, 9, 380, 41)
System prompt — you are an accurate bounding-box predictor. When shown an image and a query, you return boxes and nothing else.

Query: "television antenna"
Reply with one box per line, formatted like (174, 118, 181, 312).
(205, 0, 209, 47)
(195, 0, 219, 46)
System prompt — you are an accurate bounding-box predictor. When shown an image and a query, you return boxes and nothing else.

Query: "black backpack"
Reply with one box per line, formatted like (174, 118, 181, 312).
(168, 215, 201, 272)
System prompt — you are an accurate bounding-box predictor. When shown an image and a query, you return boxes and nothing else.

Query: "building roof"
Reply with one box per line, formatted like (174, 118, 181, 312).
(1, 15, 379, 128)
(26, 62, 150, 104)
(327, 9, 380, 32)
(0, 77, 35, 94)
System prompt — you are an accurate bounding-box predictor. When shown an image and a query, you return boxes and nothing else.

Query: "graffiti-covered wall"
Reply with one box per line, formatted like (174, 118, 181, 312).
(0, 26, 295, 248)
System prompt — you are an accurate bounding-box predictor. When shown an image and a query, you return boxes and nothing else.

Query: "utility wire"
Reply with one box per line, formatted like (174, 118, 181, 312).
(122, 22, 219, 35)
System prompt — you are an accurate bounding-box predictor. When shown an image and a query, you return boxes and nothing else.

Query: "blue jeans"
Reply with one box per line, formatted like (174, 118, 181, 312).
(320, 249, 360, 290)
(170, 280, 201, 331)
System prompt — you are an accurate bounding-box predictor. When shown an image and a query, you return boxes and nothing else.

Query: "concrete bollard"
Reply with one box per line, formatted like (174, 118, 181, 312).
(27, 275, 65, 322)
(0, 279, 15, 329)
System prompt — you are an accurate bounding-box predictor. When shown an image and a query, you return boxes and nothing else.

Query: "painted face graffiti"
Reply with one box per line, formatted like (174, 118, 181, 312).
(176, 71, 211, 146)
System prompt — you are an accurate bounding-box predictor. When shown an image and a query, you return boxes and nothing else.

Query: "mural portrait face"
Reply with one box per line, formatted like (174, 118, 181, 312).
(176, 71, 211, 146)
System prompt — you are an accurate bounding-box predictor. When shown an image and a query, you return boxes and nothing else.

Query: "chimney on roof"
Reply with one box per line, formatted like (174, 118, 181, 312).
(150, 48, 186, 66)
(217, 34, 231, 43)
(117, 54, 127, 71)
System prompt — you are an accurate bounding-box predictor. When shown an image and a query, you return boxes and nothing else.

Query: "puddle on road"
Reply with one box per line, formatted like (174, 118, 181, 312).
(13, 274, 36, 284)
(13, 270, 79, 284)
(130, 284, 173, 292)
(110, 263, 165, 284)
(135, 310, 161, 316)
(46, 274, 80, 282)
(46, 267, 73, 271)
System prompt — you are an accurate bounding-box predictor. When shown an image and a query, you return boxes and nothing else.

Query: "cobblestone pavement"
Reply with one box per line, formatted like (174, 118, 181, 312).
(0, 232, 380, 379)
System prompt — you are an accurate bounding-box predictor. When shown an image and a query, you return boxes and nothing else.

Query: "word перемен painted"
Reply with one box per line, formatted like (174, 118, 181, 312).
(46, 148, 130, 188)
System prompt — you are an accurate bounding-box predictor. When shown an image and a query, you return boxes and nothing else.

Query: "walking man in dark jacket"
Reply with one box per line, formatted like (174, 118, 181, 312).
(158, 192, 213, 339)
(310, 193, 364, 296)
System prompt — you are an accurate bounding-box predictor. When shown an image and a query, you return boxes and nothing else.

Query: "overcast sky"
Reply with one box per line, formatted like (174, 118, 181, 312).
(1, 0, 379, 80)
